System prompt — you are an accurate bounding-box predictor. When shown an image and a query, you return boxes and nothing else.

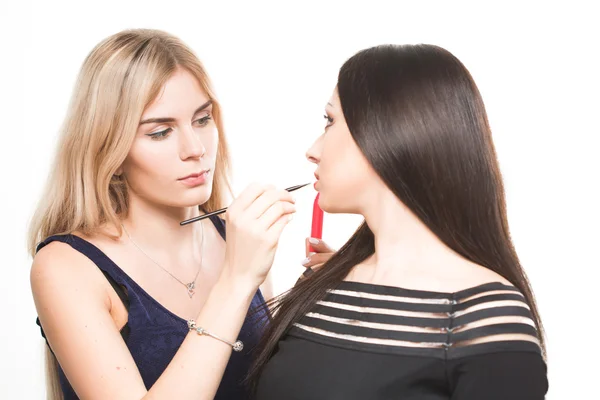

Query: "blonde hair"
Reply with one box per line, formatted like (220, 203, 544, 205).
(28, 29, 232, 399)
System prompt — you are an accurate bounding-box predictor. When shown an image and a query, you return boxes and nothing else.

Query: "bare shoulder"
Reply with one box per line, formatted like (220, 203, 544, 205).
(30, 239, 108, 306)
(458, 262, 513, 287)
(436, 259, 516, 293)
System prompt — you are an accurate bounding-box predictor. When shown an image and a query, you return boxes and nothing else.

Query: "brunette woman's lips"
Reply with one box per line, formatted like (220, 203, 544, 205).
(178, 170, 209, 187)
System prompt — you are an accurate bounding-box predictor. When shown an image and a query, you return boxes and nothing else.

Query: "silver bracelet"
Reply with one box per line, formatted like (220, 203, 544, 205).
(187, 320, 244, 352)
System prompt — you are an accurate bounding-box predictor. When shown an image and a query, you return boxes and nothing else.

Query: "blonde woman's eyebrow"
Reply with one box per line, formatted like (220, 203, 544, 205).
(139, 100, 213, 125)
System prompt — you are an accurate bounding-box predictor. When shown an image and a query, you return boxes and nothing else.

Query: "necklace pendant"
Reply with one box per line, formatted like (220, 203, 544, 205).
(186, 282, 195, 298)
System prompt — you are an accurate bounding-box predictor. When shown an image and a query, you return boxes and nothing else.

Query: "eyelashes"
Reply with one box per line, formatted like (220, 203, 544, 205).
(147, 128, 172, 140)
(146, 113, 213, 141)
(324, 114, 333, 129)
(194, 114, 212, 127)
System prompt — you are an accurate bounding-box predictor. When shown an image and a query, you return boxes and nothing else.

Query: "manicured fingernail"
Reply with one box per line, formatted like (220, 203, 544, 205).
(308, 252, 316, 256)
(288, 214, 294, 221)
(301, 257, 310, 265)
(308, 238, 320, 245)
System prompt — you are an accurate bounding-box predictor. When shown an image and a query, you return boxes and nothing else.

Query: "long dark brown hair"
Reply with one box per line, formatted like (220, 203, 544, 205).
(248, 44, 545, 388)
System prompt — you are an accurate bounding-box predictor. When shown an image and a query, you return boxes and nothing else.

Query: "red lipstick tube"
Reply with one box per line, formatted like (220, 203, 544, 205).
(309, 193, 324, 253)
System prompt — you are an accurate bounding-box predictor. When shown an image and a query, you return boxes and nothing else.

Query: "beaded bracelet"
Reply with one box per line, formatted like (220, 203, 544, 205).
(187, 320, 244, 352)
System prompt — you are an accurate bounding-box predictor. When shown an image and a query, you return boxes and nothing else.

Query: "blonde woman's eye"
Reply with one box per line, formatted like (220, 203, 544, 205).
(195, 114, 212, 127)
(146, 128, 172, 140)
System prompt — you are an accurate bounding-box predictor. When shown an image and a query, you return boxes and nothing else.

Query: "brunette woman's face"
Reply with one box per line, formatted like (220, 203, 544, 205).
(305, 89, 378, 214)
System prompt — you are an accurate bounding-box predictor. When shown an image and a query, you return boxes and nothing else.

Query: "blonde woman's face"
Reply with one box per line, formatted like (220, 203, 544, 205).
(122, 69, 218, 209)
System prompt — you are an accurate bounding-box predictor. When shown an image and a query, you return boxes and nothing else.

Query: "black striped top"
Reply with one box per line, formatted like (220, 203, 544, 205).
(257, 281, 547, 400)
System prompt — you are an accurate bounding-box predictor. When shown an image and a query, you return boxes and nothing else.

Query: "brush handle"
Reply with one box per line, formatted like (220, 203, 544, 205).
(180, 183, 310, 226)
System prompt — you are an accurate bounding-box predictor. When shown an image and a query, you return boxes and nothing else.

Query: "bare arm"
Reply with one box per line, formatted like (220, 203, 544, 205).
(147, 272, 256, 399)
(259, 272, 274, 301)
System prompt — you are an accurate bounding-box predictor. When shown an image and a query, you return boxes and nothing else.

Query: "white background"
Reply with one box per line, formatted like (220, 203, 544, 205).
(1, 0, 599, 398)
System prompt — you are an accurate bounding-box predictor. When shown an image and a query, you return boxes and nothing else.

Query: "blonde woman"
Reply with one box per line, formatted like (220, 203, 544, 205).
(28, 29, 307, 400)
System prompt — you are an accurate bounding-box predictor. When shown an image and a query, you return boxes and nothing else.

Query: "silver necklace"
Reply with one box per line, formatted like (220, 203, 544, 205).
(121, 221, 204, 299)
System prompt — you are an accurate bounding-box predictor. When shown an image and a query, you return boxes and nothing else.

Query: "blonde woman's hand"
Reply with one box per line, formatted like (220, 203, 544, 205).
(221, 183, 296, 290)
